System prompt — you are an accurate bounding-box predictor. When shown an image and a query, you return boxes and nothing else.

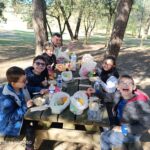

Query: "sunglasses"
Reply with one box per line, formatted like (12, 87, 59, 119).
(35, 62, 46, 67)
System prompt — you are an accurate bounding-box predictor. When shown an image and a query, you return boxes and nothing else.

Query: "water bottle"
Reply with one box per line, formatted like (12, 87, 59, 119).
(94, 81, 100, 94)
(57, 74, 63, 90)
(71, 52, 77, 71)
(49, 84, 55, 100)
(121, 124, 128, 136)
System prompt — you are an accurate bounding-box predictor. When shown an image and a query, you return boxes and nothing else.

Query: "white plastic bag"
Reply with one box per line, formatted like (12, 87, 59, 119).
(79, 61, 97, 77)
(70, 91, 88, 115)
(50, 92, 70, 114)
(56, 48, 70, 63)
(81, 54, 94, 64)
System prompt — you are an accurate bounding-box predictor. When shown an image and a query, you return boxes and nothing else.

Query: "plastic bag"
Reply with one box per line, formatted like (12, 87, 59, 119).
(81, 54, 94, 64)
(88, 101, 102, 121)
(56, 48, 70, 63)
(70, 91, 88, 115)
(79, 61, 97, 77)
(50, 92, 70, 114)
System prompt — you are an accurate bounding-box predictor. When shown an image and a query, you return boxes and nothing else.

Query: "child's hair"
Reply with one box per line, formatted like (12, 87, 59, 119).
(104, 55, 116, 65)
(6, 66, 25, 83)
(119, 74, 134, 85)
(33, 55, 46, 63)
(43, 41, 54, 51)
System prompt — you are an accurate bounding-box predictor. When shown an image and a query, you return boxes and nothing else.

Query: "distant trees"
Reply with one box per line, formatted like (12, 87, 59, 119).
(0, 2, 6, 22)
(3, 0, 150, 57)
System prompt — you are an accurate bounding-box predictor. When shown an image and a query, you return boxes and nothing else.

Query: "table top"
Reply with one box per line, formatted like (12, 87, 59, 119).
(24, 70, 110, 127)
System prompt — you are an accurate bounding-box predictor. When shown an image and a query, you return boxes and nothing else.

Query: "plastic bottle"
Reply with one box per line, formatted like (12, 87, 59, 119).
(70, 52, 77, 71)
(121, 124, 128, 136)
(94, 81, 100, 93)
(49, 84, 55, 100)
(57, 74, 63, 90)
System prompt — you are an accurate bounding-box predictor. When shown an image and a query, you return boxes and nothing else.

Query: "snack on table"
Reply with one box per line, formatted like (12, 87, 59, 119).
(61, 71, 73, 81)
(33, 96, 46, 106)
(56, 96, 68, 105)
(77, 98, 84, 105)
(56, 64, 66, 72)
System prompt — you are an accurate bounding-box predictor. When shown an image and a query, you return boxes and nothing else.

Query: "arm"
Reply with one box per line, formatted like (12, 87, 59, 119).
(122, 101, 150, 135)
(100, 76, 118, 93)
(2, 98, 26, 121)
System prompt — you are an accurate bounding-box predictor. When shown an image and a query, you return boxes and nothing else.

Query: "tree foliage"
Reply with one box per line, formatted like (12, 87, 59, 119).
(0, 2, 6, 22)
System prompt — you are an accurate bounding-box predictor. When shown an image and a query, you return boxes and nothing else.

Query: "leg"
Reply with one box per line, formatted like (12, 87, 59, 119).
(101, 130, 127, 150)
(24, 120, 37, 150)
(101, 130, 141, 150)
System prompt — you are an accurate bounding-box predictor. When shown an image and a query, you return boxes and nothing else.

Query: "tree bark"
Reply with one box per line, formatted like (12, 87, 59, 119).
(58, 2, 74, 40)
(144, 15, 150, 39)
(32, 0, 48, 55)
(74, 9, 83, 40)
(106, 0, 133, 58)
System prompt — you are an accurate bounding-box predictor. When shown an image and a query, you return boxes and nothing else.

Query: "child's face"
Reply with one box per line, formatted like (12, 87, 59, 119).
(12, 75, 27, 89)
(117, 77, 134, 98)
(33, 59, 46, 74)
(102, 59, 115, 71)
(46, 48, 54, 56)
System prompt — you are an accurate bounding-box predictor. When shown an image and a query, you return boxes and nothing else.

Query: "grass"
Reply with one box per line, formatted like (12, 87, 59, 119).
(0, 30, 35, 46)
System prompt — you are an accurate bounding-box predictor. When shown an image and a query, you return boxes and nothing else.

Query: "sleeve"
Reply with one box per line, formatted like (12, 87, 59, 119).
(26, 85, 43, 94)
(100, 76, 118, 93)
(3, 98, 25, 121)
(122, 101, 150, 135)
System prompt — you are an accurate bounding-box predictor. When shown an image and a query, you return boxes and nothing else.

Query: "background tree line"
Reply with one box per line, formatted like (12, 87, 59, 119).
(1, 0, 150, 58)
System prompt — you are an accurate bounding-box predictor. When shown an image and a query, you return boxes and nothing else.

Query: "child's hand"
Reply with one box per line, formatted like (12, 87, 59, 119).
(27, 99, 34, 108)
(86, 88, 95, 97)
(40, 89, 49, 95)
(41, 77, 48, 87)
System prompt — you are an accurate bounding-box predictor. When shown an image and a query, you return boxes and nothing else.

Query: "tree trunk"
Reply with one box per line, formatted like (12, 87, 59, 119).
(46, 18, 52, 37)
(59, 2, 74, 40)
(144, 15, 150, 39)
(32, 0, 48, 55)
(74, 9, 83, 40)
(106, 0, 133, 58)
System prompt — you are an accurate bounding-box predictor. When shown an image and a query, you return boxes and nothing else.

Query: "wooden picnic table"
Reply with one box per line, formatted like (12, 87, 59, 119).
(24, 70, 110, 149)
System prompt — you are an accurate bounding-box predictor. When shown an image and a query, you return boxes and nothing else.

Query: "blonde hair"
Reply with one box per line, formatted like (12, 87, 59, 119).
(43, 41, 54, 51)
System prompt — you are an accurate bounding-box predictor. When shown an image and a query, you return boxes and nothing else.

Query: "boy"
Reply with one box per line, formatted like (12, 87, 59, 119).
(0, 66, 35, 150)
(101, 74, 150, 150)
(25, 55, 49, 97)
(42, 41, 57, 71)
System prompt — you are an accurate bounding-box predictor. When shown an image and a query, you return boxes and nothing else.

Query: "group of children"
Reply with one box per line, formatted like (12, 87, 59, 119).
(0, 33, 63, 150)
(0, 33, 150, 150)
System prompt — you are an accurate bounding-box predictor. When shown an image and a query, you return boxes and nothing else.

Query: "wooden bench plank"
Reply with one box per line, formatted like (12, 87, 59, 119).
(35, 128, 100, 149)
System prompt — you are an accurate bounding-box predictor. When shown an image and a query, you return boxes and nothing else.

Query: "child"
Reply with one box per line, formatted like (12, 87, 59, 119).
(42, 41, 57, 79)
(101, 75, 150, 150)
(42, 41, 57, 70)
(25, 55, 49, 97)
(0, 66, 35, 150)
(86, 56, 119, 125)
(86, 55, 119, 98)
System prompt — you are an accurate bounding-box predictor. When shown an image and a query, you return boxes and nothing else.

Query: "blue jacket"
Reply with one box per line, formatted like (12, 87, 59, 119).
(0, 84, 28, 136)
(25, 66, 48, 97)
